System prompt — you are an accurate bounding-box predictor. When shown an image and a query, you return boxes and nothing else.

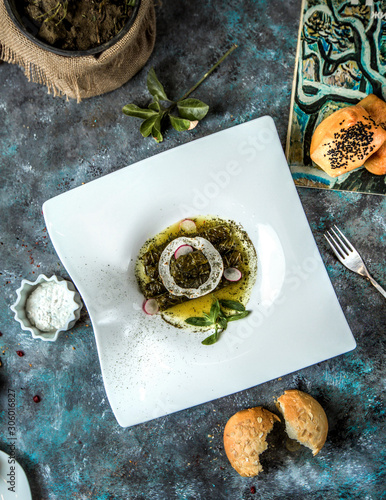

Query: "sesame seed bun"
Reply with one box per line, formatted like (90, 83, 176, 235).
(359, 94, 386, 130)
(310, 105, 386, 177)
(359, 94, 386, 175)
(363, 142, 386, 175)
(276, 390, 328, 456)
(223, 407, 280, 477)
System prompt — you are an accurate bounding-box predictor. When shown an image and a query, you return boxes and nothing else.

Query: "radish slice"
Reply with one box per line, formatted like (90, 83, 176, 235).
(174, 244, 194, 259)
(143, 298, 159, 315)
(224, 267, 242, 282)
(179, 219, 196, 232)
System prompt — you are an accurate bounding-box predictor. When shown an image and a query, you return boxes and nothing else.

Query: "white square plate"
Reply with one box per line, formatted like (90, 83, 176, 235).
(43, 116, 356, 427)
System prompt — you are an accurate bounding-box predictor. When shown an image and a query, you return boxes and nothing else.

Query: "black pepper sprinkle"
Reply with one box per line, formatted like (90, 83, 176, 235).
(326, 118, 376, 170)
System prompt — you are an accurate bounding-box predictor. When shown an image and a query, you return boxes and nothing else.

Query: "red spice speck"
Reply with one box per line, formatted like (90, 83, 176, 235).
(16, 350, 24, 357)
(33, 395, 41, 403)
(250, 486, 256, 494)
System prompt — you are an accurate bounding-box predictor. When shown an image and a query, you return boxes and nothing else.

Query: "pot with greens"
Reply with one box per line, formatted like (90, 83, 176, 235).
(5, 0, 140, 55)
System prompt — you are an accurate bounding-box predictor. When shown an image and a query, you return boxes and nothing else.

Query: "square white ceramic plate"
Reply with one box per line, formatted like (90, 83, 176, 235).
(43, 116, 356, 427)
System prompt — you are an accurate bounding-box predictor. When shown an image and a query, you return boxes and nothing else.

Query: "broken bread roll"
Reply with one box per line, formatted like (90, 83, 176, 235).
(359, 94, 386, 175)
(276, 390, 328, 456)
(223, 407, 280, 477)
(310, 105, 386, 177)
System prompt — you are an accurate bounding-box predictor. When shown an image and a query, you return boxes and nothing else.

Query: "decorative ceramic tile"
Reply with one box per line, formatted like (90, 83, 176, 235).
(286, 0, 386, 194)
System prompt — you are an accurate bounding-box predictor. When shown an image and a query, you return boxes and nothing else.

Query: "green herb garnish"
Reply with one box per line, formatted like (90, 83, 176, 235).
(122, 44, 237, 143)
(185, 298, 250, 345)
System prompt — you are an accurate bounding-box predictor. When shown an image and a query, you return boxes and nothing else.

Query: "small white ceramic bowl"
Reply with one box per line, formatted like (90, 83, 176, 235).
(10, 274, 83, 342)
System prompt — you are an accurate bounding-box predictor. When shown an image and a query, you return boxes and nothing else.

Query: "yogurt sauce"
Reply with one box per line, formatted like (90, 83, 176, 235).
(26, 281, 75, 332)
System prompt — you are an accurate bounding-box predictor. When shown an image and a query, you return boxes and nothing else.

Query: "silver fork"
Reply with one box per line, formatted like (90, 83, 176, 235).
(324, 225, 386, 299)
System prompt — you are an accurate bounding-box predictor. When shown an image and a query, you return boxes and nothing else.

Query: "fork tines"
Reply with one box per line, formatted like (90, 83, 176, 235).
(324, 225, 353, 260)
(324, 225, 386, 298)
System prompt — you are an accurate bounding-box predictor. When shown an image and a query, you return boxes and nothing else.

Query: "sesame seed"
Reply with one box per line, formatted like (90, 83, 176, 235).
(326, 117, 377, 170)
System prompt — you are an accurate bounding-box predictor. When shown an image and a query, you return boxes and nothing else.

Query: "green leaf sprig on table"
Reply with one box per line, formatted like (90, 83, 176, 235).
(122, 44, 237, 143)
(185, 298, 250, 345)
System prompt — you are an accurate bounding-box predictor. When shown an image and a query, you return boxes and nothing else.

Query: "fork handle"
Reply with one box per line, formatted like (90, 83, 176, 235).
(367, 276, 386, 299)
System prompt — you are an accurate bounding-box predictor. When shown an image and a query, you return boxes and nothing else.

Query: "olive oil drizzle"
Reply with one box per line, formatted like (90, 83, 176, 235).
(135, 216, 257, 330)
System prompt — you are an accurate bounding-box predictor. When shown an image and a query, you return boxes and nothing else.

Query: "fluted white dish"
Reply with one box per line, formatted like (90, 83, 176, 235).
(10, 274, 83, 342)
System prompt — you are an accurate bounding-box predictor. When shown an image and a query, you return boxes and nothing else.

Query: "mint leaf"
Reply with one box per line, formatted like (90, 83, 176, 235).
(219, 299, 245, 312)
(202, 323, 220, 345)
(209, 299, 220, 322)
(122, 104, 158, 119)
(169, 115, 191, 132)
(201, 332, 218, 345)
(226, 311, 251, 322)
(140, 115, 160, 137)
(177, 98, 209, 121)
(152, 115, 163, 143)
(185, 317, 213, 327)
(147, 68, 170, 101)
(217, 312, 228, 331)
(148, 101, 161, 112)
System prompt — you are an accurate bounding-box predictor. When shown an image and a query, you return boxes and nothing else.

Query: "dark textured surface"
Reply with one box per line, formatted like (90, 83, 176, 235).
(0, 1, 385, 499)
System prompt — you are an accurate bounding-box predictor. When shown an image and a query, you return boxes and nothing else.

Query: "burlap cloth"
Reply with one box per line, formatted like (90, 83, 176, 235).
(0, 0, 156, 101)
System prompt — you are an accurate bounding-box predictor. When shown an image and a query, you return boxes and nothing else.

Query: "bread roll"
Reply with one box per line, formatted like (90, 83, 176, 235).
(359, 94, 386, 129)
(223, 407, 280, 477)
(363, 142, 386, 175)
(276, 390, 328, 456)
(359, 94, 386, 175)
(310, 105, 386, 177)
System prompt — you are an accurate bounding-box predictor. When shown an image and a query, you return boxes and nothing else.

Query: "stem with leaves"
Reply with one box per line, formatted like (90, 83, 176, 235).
(122, 44, 237, 143)
(185, 298, 250, 345)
